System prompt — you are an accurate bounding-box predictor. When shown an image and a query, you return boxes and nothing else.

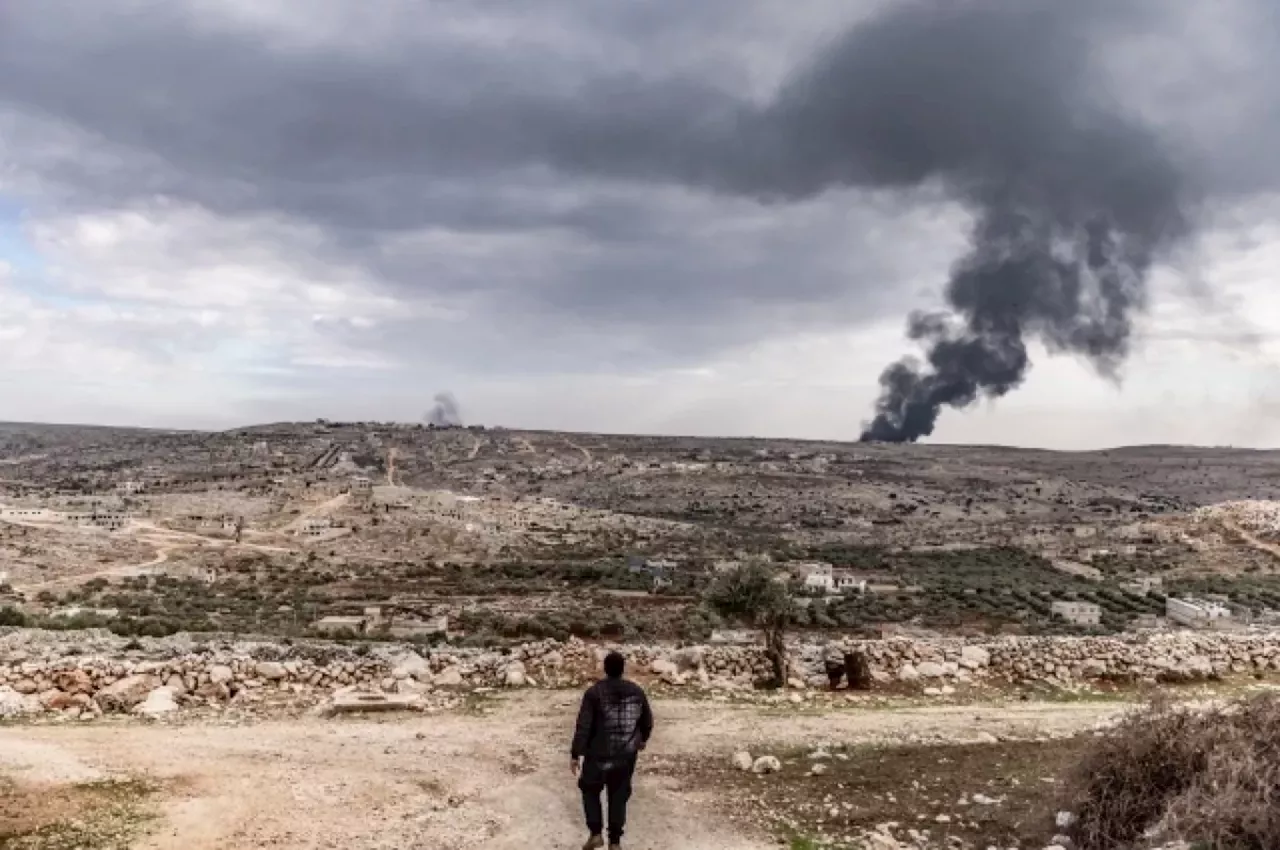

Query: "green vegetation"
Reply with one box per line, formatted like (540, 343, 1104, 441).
(0, 777, 156, 850)
(803, 547, 1166, 634)
(706, 562, 793, 685)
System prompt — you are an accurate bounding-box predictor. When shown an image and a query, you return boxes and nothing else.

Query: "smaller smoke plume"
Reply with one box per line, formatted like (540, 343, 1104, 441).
(425, 392, 463, 428)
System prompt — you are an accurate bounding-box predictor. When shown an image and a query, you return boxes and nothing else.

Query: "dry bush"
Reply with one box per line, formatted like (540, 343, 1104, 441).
(1065, 694, 1280, 849)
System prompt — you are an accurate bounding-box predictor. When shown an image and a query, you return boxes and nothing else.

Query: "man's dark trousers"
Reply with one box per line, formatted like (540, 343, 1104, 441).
(578, 755, 636, 845)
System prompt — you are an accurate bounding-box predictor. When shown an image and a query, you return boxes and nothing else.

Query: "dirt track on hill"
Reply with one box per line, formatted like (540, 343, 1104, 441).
(0, 693, 1136, 850)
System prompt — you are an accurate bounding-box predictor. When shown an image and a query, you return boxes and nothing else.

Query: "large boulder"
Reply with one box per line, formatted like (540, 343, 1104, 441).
(434, 666, 464, 687)
(1180, 655, 1214, 678)
(504, 661, 528, 688)
(671, 647, 704, 673)
(1082, 658, 1109, 676)
(55, 669, 94, 694)
(98, 674, 160, 712)
(731, 751, 754, 771)
(916, 661, 947, 679)
(959, 646, 991, 670)
(38, 689, 76, 711)
(255, 661, 287, 681)
(209, 665, 234, 685)
(396, 679, 431, 696)
(133, 686, 180, 717)
(0, 686, 42, 718)
(392, 652, 432, 681)
(650, 659, 679, 677)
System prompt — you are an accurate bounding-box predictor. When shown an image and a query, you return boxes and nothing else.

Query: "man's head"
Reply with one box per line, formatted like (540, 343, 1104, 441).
(603, 651, 625, 679)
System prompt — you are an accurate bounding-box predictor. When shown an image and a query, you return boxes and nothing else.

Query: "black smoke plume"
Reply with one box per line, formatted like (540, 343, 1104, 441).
(740, 0, 1193, 442)
(425, 392, 463, 428)
(548, 0, 1201, 442)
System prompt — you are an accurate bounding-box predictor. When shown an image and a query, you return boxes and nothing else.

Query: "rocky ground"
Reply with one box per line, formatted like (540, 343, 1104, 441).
(0, 689, 1142, 850)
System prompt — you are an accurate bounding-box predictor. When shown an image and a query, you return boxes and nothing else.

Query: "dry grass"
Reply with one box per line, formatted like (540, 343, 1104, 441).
(1066, 694, 1280, 849)
(666, 737, 1092, 848)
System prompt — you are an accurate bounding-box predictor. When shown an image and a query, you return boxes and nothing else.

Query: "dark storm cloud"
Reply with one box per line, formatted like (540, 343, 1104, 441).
(1, 0, 1277, 427)
(0, 0, 940, 351)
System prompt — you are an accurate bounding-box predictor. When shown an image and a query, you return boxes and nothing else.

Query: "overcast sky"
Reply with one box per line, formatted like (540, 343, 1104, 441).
(1, 0, 1279, 448)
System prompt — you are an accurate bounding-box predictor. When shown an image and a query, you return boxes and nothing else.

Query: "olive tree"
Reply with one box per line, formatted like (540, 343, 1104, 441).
(705, 562, 793, 687)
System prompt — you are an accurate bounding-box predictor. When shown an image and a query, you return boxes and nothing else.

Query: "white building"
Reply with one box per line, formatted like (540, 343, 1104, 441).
(832, 570, 867, 594)
(790, 561, 832, 581)
(311, 615, 367, 636)
(63, 511, 129, 531)
(803, 572, 835, 592)
(1121, 575, 1163, 595)
(299, 518, 332, 538)
(386, 615, 448, 638)
(1051, 600, 1102, 626)
(116, 480, 145, 495)
(0, 507, 54, 521)
(1166, 597, 1233, 629)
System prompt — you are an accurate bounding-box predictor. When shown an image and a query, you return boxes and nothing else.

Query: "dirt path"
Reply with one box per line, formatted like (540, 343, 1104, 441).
(1224, 518, 1280, 561)
(16, 544, 175, 594)
(0, 692, 1133, 850)
(278, 494, 350, 535)
(8, 518, 296, 594)
(565, 439, 593, 465)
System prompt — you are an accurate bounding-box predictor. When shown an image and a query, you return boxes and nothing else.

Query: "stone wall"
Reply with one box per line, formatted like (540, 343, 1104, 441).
(4, 628, 1280, 720)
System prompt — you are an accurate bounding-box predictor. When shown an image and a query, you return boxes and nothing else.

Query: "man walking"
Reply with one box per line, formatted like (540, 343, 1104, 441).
(571, 651, 654, 850)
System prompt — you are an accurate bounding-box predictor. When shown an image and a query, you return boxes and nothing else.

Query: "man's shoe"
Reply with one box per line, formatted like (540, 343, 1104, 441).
(581, 835, 603, 850)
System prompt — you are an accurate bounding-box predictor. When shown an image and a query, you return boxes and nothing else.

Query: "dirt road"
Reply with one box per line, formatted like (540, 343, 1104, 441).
(16, 544, 174, 595)
(0, 692, 1133, 850)
(1224, 518, 1280, 562)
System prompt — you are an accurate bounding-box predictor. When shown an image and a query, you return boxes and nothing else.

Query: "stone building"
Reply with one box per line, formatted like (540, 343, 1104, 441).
(1050, 600, 1102, 626)
(1166, 597, 1232, 629)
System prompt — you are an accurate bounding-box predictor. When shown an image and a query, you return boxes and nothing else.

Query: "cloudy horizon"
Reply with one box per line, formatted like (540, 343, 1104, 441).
(2, 0, 1280, 449)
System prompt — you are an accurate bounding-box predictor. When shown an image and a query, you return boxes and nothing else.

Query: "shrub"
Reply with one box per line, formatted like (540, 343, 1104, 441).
(0, 606, 27, 627)
(1064, 695, 1280, 849)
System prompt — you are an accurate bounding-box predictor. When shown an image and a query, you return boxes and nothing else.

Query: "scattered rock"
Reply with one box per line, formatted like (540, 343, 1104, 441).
(504, 662, 527, 688)
(751, 755, 782, 775)
(731, 751, 754, 771)
(255, 661, 287, 680)
(434, 667, 464, 687)
(392, 652, 432, 681)
(650, 659, 679, 677)
(97, 674, 161, 712)
(916, 661, 946, 678)
(0, 686, 41, 717)
(133, 686, 180, 717)
(960, 646, 991, 669)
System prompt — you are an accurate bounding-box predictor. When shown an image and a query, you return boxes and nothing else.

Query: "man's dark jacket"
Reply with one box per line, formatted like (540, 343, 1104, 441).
(571, 677, 653, 766)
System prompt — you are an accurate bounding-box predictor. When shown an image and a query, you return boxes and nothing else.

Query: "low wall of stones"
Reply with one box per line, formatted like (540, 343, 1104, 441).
(4, 628, 1280, 719)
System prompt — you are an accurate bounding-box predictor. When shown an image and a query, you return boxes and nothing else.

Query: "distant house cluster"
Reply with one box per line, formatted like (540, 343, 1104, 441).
(0, 507, 131, 531)
(311, 606, 448, 638)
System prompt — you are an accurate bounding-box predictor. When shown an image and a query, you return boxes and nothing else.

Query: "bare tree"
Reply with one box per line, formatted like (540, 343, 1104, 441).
(705, 563, 793, 687)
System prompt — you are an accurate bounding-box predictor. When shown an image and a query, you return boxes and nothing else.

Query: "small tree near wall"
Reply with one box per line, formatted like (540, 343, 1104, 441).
(705, 563, 793, 687)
